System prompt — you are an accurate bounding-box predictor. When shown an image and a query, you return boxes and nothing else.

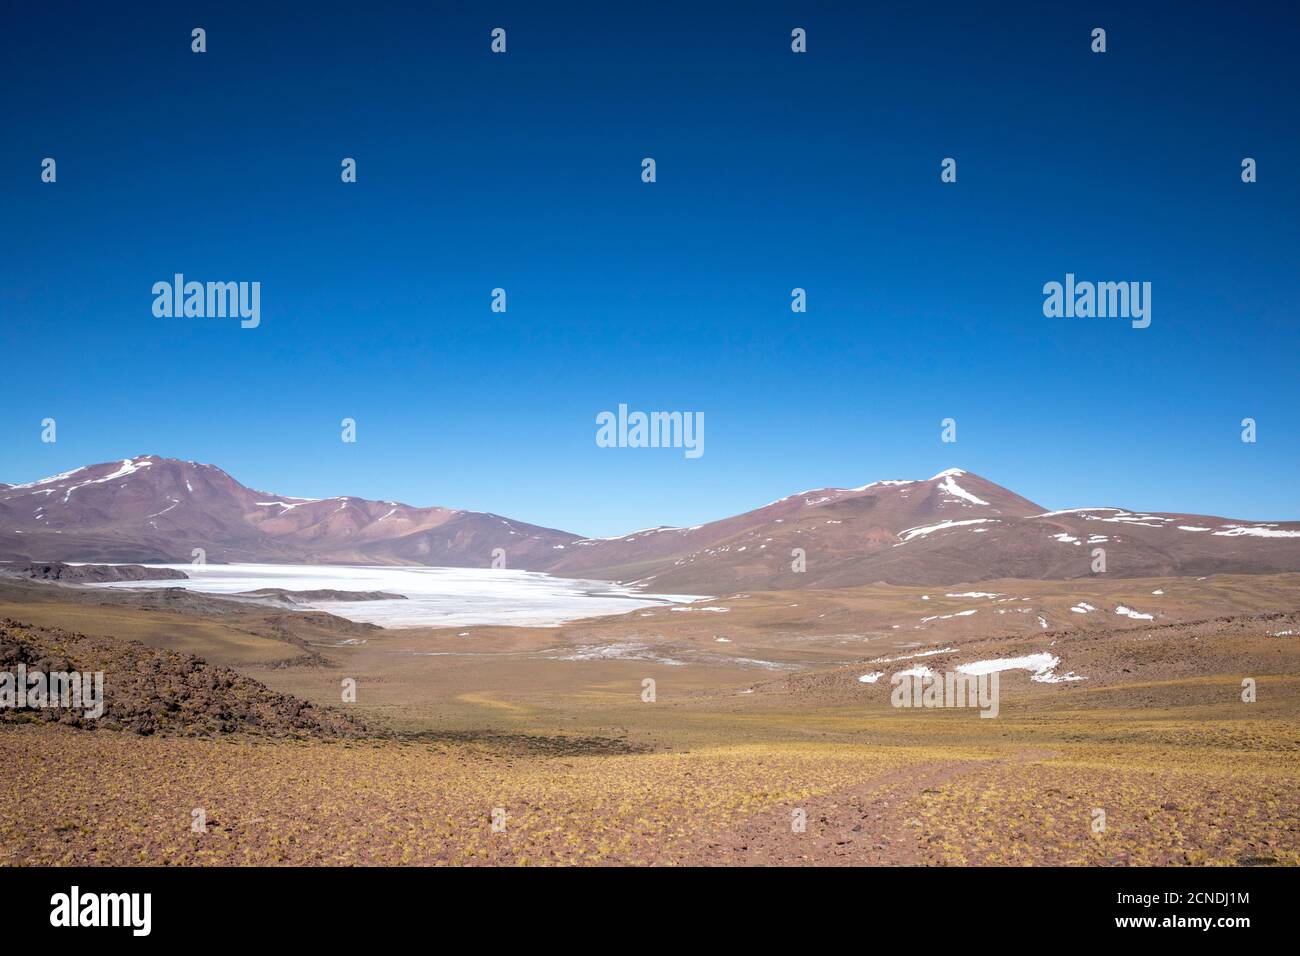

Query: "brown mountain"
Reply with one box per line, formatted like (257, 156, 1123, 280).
(2, 459, 1297, 590)
(544, 468, 1300, 591)
(0, 456, 577, 567)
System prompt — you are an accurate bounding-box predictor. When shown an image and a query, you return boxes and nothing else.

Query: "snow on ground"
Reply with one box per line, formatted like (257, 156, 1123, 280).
(575, 524, 702, 544)
(6, 466, 95, 490)
(1115, 605, 1154, 620)
(868, 647, 955, 665)
(956, 652, 1084, 683)
(147, 498, 179, 518)
(1098, 512, 1172, 527)
(897, 518, 997, 542)
(88, 563, 705, 628)
(920, 609, 978, 623)
(858, 671, 885, 683)
(551, 643, 687, 666)
(543, 642, 794, 670)
(935, 473, 990, 506)
(1027, 508, 1203, 531)
(54, 457, 155, 502)
(1070, 603, 1097, 614)
(946, 591, 1004, 599)
(894, 665, 936, 679)
(1213, 525, 1300, 538)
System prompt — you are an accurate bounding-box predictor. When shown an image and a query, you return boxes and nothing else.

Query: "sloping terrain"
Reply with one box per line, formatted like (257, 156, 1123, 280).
(0, 618, 366, 738)
(549, 469, 1300, 591)
(0, 456, 576, 567)
(0, 569, 1296, 866)
(1, 602, 1295, 866)
(2, 458, 1297, 589)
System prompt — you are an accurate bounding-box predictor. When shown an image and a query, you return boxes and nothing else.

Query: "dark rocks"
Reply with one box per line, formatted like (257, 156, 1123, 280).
(0, 618, 367, 739)
(3, 562, 189, 583)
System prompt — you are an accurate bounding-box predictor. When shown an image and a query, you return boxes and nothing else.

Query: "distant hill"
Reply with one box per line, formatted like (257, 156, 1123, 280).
(3, 457, 1297, 589)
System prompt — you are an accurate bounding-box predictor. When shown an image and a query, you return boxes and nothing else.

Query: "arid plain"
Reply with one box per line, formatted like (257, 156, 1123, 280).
(2, 569, 1296, 866)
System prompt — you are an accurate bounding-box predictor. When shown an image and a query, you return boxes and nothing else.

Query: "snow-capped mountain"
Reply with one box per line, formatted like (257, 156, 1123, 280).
(2, 458, 1297, 589)
(0, 456, 577, 567)
(547, 468, 1300, 591)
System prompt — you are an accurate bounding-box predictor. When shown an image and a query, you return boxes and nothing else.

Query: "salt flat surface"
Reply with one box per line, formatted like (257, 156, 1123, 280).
(87, 563, 704, 628)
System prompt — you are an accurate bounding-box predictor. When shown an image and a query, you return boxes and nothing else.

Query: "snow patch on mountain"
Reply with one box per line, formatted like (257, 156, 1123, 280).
(935, 473, 990, 506)
(897, 518, 998, 542)
(853, 479, 916, 491)
(60, 458, 155, 501)
(957, 652, 1084, 683)
(6, 465, 92, 490)
(1213, 525, 1300, 539)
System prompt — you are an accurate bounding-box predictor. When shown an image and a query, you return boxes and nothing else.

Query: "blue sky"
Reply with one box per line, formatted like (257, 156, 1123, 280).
(2, 2, 1297, 537)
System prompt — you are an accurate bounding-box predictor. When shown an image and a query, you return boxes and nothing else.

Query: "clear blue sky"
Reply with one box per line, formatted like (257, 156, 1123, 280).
(2, 2, 1297, 537)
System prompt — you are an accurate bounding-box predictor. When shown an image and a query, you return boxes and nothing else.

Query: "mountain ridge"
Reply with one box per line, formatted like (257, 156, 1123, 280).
(2, 456, 1298, 590)
(0, 455, 578, 569)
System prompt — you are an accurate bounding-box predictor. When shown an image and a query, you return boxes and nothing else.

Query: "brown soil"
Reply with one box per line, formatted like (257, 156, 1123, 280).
(0, 618, 366, 739)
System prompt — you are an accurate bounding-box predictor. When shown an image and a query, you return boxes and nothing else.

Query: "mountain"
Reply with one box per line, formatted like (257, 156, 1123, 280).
(2, 458, 1298, 590)
(0, 456, 577, 567)
(541, 468, 1300, 591)
(543, 469, 1036, 583)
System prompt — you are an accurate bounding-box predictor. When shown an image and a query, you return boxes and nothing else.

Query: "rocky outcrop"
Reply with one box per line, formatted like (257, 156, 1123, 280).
(0, 619, 367, 738)
(2, 561, 189, 583)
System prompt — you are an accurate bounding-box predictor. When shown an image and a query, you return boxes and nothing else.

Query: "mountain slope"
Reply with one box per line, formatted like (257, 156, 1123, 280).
(0, 456, 577, 567)
(545, 469, 1035, 581)
(2, 458, 1297, 590)
(547, 469, 1300, 591)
